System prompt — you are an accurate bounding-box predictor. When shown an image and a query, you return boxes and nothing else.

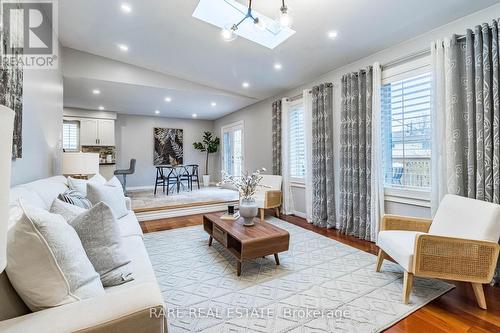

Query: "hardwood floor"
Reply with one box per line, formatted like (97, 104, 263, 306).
(140, 212, 500, 333)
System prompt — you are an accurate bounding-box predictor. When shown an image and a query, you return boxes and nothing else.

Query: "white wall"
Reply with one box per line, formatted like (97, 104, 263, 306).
(115, 114, 215, 188)
(10, 42, 64, 186)
(213, 4, 500, 219)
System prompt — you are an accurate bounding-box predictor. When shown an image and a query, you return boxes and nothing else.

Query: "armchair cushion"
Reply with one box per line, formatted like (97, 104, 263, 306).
(430, 194, 500, 242)
(377, 230, 424, 272)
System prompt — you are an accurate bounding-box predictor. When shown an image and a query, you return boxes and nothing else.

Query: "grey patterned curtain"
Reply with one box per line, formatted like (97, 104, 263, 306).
(339, 68, 373, 240)
(446, 21, 500, 283)
(311, 83, 336, 228)
(272, 100, 282, 175)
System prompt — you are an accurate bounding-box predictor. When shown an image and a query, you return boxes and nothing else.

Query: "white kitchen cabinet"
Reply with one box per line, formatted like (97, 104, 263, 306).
(79, 119, 115, 146)
(80, 119, 99, 146)
(98, 120, 115, 146)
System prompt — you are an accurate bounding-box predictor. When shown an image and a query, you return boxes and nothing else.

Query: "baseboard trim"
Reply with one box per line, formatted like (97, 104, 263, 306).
(136, 202, 232, 221)
(292, 211, 307, 219)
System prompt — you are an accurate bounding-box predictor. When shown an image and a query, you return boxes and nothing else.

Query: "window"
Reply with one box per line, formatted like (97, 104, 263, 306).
(63, 121, 79, 151)
(381, 57, 431, 194)
(289, 101, 305, 181)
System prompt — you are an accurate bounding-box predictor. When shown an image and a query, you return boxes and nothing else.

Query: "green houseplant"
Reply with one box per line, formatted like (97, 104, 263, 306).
(193, 131, 220, 187)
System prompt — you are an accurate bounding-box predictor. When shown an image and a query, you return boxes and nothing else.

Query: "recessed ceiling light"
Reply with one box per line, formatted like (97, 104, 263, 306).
(274, 63, 282, 70)
(327, 30, 338, 39)
(120, 3, 132, 14)
(98, 106, 105, 110)
(154, 110, 160, 114)
(164, 97, 172, 102)
(117, 43, 129, 52)
(242, 82, 250, 88)
(92, 89, 100, 95)
(192, 114, 198, 118)
(211, 102, 217, 107)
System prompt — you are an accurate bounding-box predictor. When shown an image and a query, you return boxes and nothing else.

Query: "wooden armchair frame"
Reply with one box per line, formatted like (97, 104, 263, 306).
(376, 215, 500, 309)
(258, 190, 282, 220)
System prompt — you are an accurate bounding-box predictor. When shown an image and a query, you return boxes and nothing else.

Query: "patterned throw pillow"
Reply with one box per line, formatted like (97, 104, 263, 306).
(58, 189, 92, 209)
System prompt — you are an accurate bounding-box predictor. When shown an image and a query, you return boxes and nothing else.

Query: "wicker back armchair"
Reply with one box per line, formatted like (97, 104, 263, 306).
(376, 194, 500, 309)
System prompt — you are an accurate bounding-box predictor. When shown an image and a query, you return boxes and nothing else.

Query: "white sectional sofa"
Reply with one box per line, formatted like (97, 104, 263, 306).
(0, 176, 166, 333)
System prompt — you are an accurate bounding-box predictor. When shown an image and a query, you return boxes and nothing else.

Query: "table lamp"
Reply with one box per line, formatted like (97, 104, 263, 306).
(0, 106, 14, 273)
(62, 152, 99, 179)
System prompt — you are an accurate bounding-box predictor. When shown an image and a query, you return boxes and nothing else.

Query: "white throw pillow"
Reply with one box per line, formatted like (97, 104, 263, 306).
(86, 182, 128, 218)
(67, 174, 106, 196)
(6, 200, 105, 311)
(51, 201, 134, 286)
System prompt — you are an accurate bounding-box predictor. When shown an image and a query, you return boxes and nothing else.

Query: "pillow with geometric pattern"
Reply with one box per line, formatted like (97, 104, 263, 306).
(58, 189, 92, 209)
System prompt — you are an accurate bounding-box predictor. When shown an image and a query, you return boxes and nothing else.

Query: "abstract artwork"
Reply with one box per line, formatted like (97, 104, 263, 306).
(153, 128, 183, 165)
(0, 10, 23, 159)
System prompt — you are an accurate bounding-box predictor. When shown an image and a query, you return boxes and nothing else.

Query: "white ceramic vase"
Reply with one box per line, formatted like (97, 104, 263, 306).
(239, 197, 258, 227)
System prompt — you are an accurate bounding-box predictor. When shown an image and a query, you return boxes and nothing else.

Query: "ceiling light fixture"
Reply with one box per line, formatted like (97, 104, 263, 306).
(328, 30, 338, 39)
(274, 63, 282, 70)
(117, 43, 129, 52)
(278, 0, 293, 29)
(120, 3, 132, 14)
(211, 102, 217, 107)
(98, 106, 105, 110)
(165, 97, 172, 102)
(192, 114, 198, 118)
(221, 0, 292, 42)
(92, 89, 101, 95)
(242, 82, 250, 88)
(155, 110, 160, 114)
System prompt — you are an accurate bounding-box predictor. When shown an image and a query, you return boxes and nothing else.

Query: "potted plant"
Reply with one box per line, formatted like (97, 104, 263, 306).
(193, 131, 220, 187)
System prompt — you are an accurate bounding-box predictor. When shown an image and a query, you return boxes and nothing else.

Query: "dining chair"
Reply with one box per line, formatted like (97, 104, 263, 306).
(179, 165, 200, 191)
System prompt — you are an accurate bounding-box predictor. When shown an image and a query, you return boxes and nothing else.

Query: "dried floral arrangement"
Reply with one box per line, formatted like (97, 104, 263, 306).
(220, 168, 268, 200)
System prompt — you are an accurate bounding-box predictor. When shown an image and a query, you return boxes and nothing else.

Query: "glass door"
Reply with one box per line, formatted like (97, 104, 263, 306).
(221, 122, 244, 176)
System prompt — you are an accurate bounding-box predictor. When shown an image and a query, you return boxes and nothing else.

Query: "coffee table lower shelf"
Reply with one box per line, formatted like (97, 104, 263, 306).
(203, 213, 290, 276)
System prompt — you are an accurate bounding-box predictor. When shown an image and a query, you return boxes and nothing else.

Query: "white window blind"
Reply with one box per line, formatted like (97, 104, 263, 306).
(381, 62, 432, 192)
(289, 102, 305, 180)
(63, 121, 79, 151)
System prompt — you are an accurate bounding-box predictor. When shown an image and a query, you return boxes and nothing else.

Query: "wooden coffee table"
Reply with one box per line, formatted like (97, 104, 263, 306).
(203, 212, 290, 276)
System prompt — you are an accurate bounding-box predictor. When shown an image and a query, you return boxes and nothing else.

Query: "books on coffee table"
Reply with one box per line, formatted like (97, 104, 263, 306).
(220, 212, 240, 221)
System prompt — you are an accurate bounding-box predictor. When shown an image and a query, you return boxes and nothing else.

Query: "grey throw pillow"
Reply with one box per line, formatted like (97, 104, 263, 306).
(58, 189, 92, 209)
(87, 182, 128, 218)
(50, 198, 86, 222)
(54, 201, 134, 287)
(7, 201, 104, 311)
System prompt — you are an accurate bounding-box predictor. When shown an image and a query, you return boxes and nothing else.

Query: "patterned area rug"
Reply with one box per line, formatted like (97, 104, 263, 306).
(144, 218, 454, 333)
(129, 187, 239, 211)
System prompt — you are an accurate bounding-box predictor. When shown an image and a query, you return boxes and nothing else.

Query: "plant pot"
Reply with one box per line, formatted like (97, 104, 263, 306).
(203, 175, 210, 187)
(239, 198, 258, 227)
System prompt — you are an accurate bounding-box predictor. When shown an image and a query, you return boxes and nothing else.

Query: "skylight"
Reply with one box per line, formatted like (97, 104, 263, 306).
(192, 0, 296, 49)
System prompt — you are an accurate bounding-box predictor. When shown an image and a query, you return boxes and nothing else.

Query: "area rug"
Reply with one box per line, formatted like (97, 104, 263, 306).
(144, 217, 454, 333)
(129, 187, 239, 212)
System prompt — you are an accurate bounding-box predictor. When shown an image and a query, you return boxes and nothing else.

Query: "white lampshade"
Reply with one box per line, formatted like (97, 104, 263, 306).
(62, 152, 99, 176)
(0, 106, 14, 273)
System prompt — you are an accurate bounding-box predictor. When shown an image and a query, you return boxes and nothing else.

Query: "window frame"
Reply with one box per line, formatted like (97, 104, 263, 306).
(62, 120, 80, 152)
(287, 98, 306, 184)
(381, 56, 432, 204)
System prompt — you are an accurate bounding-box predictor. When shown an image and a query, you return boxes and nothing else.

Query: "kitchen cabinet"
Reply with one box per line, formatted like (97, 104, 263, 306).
(79, 119, 115, 146)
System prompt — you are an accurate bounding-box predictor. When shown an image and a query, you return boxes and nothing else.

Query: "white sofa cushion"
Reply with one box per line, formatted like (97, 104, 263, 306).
(430, 194, 500, 242)
(119, 211, 144, 238)
(6, 201, 104, 311)
(377, 230, 424, 272)
(67, 174, 106, 196)
(87, 182, 128, 218)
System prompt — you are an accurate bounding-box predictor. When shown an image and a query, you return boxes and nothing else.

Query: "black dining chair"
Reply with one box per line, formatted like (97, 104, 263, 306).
(114, 159, 136, 193)
(154, 166, 180, 195)
(179, 164, 200, 191)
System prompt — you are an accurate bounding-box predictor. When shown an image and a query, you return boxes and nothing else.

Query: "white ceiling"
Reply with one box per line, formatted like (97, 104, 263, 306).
(60, 0, 500, 119)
